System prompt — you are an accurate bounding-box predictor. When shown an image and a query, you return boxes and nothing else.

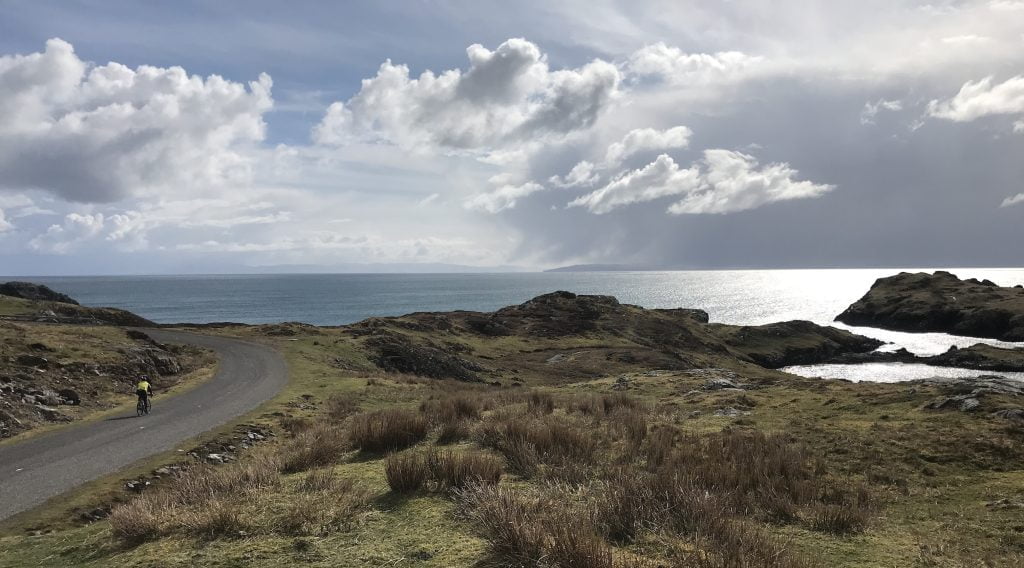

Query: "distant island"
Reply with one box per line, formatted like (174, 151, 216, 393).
(544, 263, 661, 272)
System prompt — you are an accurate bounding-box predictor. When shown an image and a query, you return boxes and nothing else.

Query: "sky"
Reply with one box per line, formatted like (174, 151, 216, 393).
(0, 0, 1023, 275)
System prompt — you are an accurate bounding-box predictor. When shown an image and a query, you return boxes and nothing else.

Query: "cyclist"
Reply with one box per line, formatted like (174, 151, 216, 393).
(136, 376, 154, 413)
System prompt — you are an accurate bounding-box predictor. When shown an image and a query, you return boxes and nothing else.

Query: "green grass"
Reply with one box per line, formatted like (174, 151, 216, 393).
(2, 321, 1023, 567)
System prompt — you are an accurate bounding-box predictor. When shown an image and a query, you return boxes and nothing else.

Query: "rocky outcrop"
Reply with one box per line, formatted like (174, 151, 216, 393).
(0, 281, 79, 305)
(709, 320, 884, 368)
(836, 271, 1024, 341)
(346, 292, 886, 381)
(925, 343, 1024, 372)
(0, 325, 201, 439)
(913, 375, 1023, 414)
(366, 332, 485, 382)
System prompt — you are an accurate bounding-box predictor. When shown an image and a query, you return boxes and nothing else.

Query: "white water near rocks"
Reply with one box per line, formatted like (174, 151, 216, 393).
(780, 363, 1024, 383)
(17, 267, 1024, 383)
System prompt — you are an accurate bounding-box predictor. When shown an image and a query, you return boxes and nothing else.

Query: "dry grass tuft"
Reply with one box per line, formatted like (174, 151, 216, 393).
(459, 484, 547, 566)
(179, 498, 249, 539)
(280, 424, 349, 473)
(385, 451, 428, 493)
(325, 396, 358, 421)
(108, 493, 169, 544)
(349, 408, 429, 453)
(437, 419, 472, 445)
(428, 449, 503, 490)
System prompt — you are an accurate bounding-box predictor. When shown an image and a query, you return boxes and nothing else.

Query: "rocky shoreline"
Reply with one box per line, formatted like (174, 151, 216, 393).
(837, 271, 1024, 341)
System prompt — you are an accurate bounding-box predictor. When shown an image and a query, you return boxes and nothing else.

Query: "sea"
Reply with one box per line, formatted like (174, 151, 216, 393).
(19, 268, 1024, 384)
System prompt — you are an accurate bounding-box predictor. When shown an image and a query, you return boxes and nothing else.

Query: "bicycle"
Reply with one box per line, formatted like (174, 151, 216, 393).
(137, 396, 151, 416)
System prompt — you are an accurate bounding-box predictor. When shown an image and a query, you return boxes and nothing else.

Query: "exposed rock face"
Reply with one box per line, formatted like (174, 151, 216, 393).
(0, 324, 202, 439)
(0, 281, 79, 305)
(914, 375, 1023, 414)
(836, 271, 1024, 341)
(708, 320, 884, 368)
(366, 332, 484, 381)
(926, 344, 1024, 372)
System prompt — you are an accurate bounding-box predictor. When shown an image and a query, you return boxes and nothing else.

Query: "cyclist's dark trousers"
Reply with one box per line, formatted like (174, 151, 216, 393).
(137, 390, 149, 406)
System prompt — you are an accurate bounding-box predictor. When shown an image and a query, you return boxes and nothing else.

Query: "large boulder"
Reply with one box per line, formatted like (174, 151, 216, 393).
(836, 271, 1024, 341)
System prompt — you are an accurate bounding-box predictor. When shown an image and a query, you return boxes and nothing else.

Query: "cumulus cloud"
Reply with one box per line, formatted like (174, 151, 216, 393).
(1014, 120, 1024, 132)
(29, 212, 105, 253)
(314, 38, 620, 152)
(860, 99, 903, 125)
(549, 161, 599, 188)
(464, 182, 544, 213)
(928, 76, 1024, 122)
(1001, 193, 1024, 207)
(604, 125, 692, 165)
(0, 38, 273, 203)
(668, 150, 834, 214)
(568, 154, 702, 214)
(568, 150, 832, 215)
(627, 43, 762, 85)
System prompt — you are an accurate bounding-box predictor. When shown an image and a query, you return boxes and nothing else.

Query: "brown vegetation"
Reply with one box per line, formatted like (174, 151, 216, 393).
(349, 408, 429, 452)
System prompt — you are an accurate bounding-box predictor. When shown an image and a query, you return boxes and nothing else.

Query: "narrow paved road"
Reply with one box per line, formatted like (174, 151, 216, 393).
(0, 330, 288, 522)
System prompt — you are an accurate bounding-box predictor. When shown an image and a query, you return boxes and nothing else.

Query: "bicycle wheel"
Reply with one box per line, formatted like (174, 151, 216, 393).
(137, 400, 145, 417)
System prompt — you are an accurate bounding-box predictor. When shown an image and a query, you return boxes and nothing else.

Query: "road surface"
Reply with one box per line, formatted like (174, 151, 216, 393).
(0, 329, 288, 522)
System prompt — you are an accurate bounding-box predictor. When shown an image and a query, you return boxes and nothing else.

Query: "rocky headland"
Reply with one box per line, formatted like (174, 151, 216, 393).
(0, 281, 154, 327)
(836, 270, 1024, 341)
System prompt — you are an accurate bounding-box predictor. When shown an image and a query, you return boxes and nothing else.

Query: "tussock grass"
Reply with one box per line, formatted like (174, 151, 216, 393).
(384, 451, 428, 493)
(349, 408, 429, 452)
(458, 485, 547, 566)
(280, 424, 348, 473)
(427, 449, 503, 490)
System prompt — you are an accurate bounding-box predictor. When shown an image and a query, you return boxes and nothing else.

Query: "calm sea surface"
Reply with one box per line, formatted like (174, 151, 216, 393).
(20, 268, 1024, 382)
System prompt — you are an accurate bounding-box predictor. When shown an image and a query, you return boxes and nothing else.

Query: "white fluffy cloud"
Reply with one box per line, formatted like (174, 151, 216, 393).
(549, 161, 599, 188)
(0, 38, 273, 203)
(604, 125, 692, 165)
(860, 99, 903, 125)
(569, 150, 832, 215)
(464, 182, 544, 213)
(928, 76, 1024, 122)
(627, 43, 762, 85)
(28, 212, 105, 253)
(569, 154, 703, 214)
(314, 38, 620, 152)
(1001, 193, 1024, 207)
(668, 150, 833, 215)
(0, 208, 12, 232)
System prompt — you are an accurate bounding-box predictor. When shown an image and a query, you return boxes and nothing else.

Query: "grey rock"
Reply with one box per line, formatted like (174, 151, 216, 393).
(959, 398, 981, 412)
(35, 404, 68, 422)
(15, 355, 49, 369)
(57, 388, 80, 405)
(713, 407, 751, 418)
(990, 408, 1024, 421)
(703, 378, 745, 390)
(611, 376, 632, 391)
(38, 390, 61, 406)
